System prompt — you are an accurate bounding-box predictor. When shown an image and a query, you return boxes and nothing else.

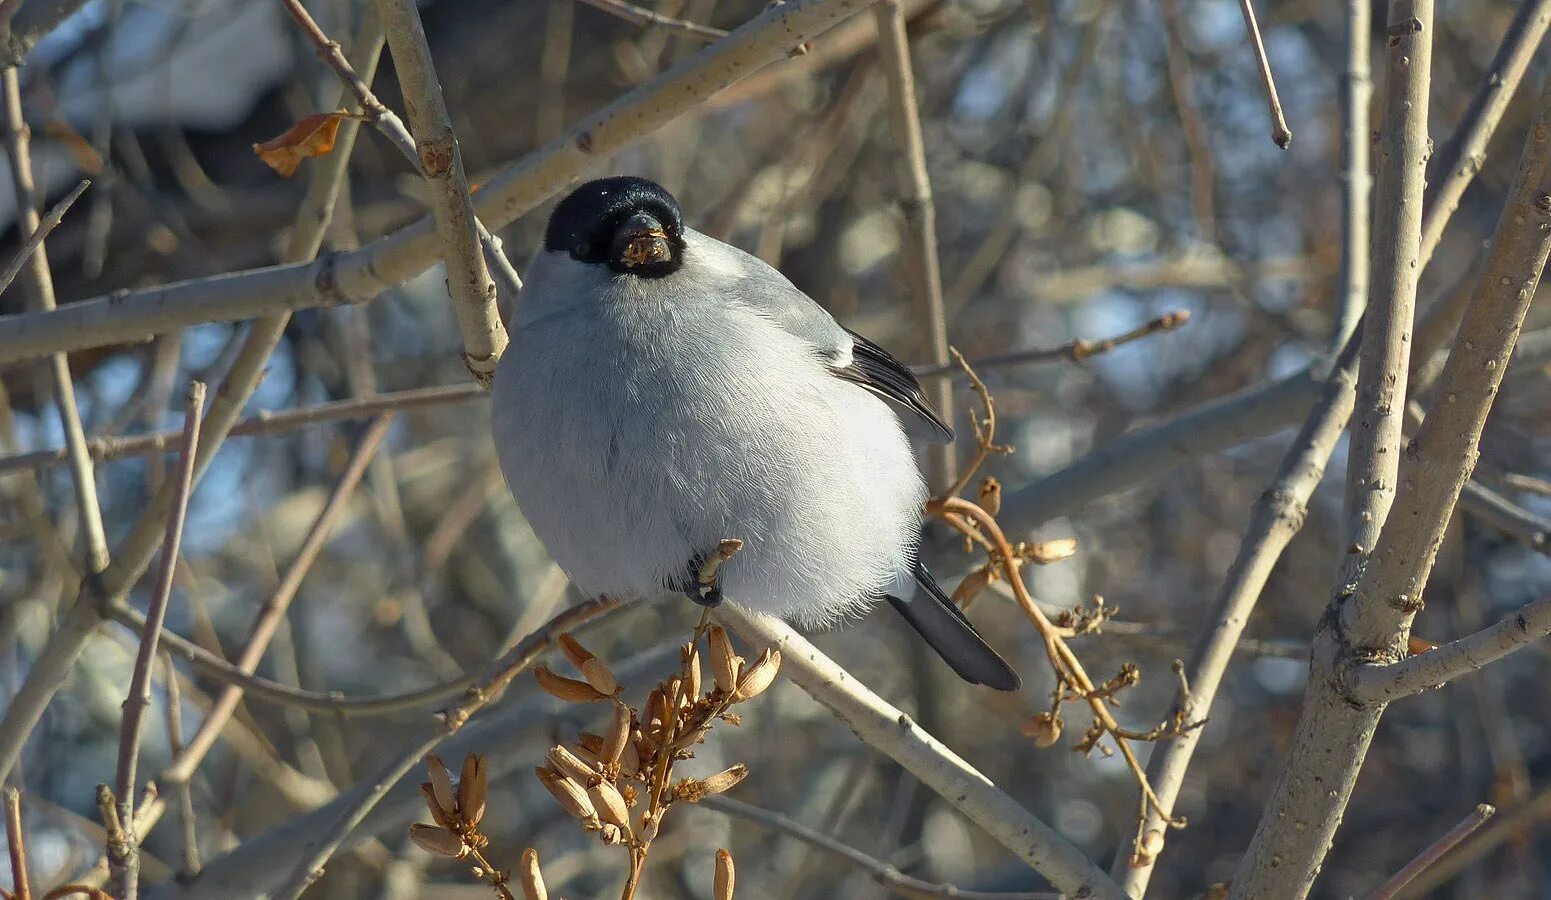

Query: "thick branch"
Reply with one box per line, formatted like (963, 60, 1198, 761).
(1117, 336, 1360, 895)
(1353, 593, 1551, 701)
(1232, 53, 1551, 900)
(372, 0, 506, 382)
(715, 603, 1126, 900)
(1338, 0, 1433, 597)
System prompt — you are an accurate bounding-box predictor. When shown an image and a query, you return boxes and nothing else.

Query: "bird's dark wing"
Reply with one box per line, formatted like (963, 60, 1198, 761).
(832, 329, 954, 442)
(702, 228, 954, 441)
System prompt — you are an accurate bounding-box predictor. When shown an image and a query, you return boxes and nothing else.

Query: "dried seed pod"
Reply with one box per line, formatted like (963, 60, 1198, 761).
(557, 632, 594, 668)
(574, 743, 604, 770)
(699, 764, 749, 797)
(733, 649, 781, 702)
(548, 745, 600, 785)
(978, 477, 1002, 516)
(425, 753, 457, 819)
(588, 779, 633, 835)
(535, 767, 597, 824)
(578, 732, 605, 757)
(1022, 712, 1063, 749)
(619, 734, 643, 778)
(409, 823, 466, 858)
(603, 703, 632, 770)
(681, 643, 702, 699)
(1025, 536, 1078, 564)
(639, 810, 660, 843)
(950, 566, 994, 609)
(708, 626, 740, 693)
(581, 657, 619, 696)
(535, 665, 610, 703)
(420, 783, 455, 829)
(458, 753, 487, 827)
(599, 823, 623, 845)
(714, 849, 735, 900)
(519, 848, 547, 900)
(665, 675, 684, 712)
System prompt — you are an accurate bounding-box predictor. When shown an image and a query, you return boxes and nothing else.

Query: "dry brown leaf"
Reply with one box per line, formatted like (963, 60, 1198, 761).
(252, 110, 352, 177)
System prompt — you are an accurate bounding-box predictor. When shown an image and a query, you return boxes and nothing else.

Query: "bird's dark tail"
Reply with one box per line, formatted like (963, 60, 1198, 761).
(887, 564, 1021, 691)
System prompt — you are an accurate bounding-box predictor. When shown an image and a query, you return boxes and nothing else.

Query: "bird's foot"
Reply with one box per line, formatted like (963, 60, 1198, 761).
(680, 538, 744, 608)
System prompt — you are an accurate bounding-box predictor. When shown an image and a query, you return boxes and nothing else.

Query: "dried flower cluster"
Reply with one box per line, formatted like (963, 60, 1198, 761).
(408, 753, 526, 899)
(533, 623, 775, 898)
(927, 350, 1203, 856)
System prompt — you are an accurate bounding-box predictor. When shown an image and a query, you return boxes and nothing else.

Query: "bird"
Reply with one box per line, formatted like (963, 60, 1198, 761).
(491, 176, 1019, 691)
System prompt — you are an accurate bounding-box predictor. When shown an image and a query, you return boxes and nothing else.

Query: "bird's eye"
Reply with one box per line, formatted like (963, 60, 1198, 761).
(572, 241, 589, 259)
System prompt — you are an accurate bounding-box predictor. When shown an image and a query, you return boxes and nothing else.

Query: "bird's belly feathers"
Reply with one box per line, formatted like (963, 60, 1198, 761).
(492, 303, 926, 627)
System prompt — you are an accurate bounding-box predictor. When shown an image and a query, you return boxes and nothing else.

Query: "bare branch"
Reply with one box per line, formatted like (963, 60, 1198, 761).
(1332, 0, 1372, 348)
(874, 0, 953, 492)
(5, 787, 30, 900)
(1419, 0, 1551, 266)
(1237, 0, 1292, 148)
(1353, 594, 1551, 701)
(699, 796, 1062, 899)
(2, 67, 110, 575)
(1338, 0, 1434, 601)
(1362, 804, 1495, 900)
(715, 603, 1126, 900)
(109, 383, 204, 900)
(372, 0, 504, 382)
(0, 178, 88, 296)
(577, 0, 727, 41)
(1117, 335, 1360, 893)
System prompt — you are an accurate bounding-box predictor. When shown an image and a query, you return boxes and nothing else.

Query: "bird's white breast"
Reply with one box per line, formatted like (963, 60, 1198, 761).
(491, 257, 925, 627)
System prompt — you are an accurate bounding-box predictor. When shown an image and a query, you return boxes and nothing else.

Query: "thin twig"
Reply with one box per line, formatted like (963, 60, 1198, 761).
(158, 415, 392, 790)
(699, 797, 1062, 900)
(269, 597, 624, 900)
(5, 788, 29, 900)
(109, 383, 204, 900)
(3, 312, 1189, 476)
(2, 66, 110, 576)
(1236, 0, 1291, 147)
(1362, 804, 1495, 900)
(0, 383, 480, 475)
(158, 651, 200, 875)
(915, 310, 1192, 379)
(874, 0, 954, 492)
(0, 178, 88, 296)
(371, 0, 505, 383)
(577, 0, 727, 40)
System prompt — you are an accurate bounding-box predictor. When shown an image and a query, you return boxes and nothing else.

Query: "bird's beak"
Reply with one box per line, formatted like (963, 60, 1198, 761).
(611, 212, 673, 269)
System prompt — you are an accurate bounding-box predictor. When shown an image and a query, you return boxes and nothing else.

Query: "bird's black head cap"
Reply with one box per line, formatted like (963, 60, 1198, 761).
(544, 176, 687, 278)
